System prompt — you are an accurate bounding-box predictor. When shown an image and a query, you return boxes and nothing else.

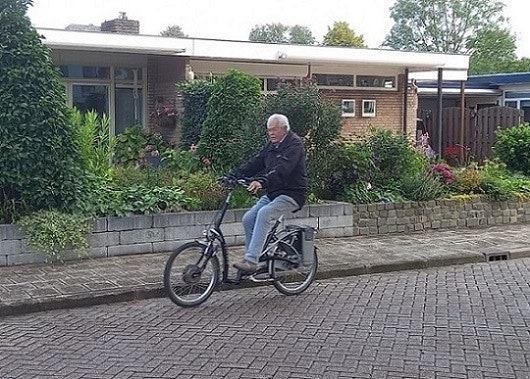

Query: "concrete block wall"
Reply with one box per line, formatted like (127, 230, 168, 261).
(1, 197, 530, 266)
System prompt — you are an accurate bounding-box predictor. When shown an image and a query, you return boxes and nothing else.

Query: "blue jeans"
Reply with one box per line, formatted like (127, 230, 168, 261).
(242, 195, 299, 264)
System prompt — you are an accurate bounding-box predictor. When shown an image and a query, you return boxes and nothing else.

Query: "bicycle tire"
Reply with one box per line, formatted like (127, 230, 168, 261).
(272, 244, 318, 296)
(164, 241, 220, 307)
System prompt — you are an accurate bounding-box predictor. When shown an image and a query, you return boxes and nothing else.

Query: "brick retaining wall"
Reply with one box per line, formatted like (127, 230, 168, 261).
(1, 197, 530, 266)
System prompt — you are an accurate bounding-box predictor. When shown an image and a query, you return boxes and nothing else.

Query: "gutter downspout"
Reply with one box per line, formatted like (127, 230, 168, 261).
(460, 80, 465, 163)
(403, 68, 409, 134)
(437, 67, 443, 156)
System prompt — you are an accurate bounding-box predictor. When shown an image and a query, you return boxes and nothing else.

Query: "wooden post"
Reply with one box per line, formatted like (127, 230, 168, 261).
(437, 68, 443, 156)
(460, 80, 466, 164)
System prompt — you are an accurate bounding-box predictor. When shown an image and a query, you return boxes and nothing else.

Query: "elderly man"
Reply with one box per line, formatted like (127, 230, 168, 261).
(230, 113, 308, 273)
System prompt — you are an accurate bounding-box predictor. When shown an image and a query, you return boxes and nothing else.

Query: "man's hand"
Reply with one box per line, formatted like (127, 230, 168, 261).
(247, 180, 262, 194)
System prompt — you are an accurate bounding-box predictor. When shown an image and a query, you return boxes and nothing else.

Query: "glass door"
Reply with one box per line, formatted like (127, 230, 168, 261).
(115, 87, 143, 135)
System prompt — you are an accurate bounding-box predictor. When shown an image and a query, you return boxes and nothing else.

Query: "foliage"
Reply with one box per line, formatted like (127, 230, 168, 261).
(18, 210, 91, 263)
(78, 176, 196, 217)
(160, 25, 187, 38)
(289, 25, 316, 45)
(494, 123, 530, 175)
(72, 109, 115, 178)
(322, 21, 366, 47)
(179, 79, 214, 147)
(0, 0, 86, 223)
(312, 141, 372, 200)
(342, 181, 404, 204)
(199, 69, 263, 173)
(249, 23, 316, 45)
(249, 23, 289, 43)
(428, 163, 455, 184)
(113, 126, 170, 167)
(467, 26, 518, 75)
(175, 171, 226, 211)
(260, 80, 342, 195)
(366, 128, 429, 187)
(383, 0, 507, 54)
(453, 163, 484, 194)
(397, 172, 448, 201)
(161, 146, 204, 176)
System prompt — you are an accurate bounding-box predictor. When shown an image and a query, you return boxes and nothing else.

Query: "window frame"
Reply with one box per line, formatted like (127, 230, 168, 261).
(341, 99, 356, 117)
(362, 99, 376, 117)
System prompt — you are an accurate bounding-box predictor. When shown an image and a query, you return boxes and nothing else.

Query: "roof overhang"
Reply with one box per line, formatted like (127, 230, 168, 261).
(37, 28, 470, 75)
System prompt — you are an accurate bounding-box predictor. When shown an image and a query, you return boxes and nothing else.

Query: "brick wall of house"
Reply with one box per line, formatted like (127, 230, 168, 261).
(147, 57, 187, 144)
(322, 74, 418, 141)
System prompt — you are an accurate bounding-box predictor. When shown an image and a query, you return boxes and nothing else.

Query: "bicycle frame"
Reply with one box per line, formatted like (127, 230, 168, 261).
(198, 181, 301, 284)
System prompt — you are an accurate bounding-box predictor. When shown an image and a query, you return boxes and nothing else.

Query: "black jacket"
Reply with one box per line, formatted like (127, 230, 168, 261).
(232, 131, 307, 210)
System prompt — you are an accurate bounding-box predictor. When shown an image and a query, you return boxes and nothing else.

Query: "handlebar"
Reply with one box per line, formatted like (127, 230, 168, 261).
(218, 175, 252, 189)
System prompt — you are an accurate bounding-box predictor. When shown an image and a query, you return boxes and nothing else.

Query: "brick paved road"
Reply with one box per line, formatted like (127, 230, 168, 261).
(1, 259, 530, 379)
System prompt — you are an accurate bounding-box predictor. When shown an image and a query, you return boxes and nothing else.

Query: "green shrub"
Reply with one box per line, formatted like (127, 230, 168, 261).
(494, 123, 530, 175)
(179, 79, 214, 148)
(113, 126, 170, 167)
(366, 128, 428, 187)
(199, 69, 263, 173)
(176, 171, 226, 210)
(18, 210, 91, 263)
(312, 141, 373, 200)
(0, 0, 85, 222)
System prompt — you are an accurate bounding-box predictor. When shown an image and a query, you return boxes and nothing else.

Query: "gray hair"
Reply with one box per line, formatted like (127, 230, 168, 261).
(267, 114, 290, 131)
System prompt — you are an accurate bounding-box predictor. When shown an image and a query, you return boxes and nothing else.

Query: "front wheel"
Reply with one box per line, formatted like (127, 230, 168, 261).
(272, 244, 318, 296)
(164, 241, 220, 307)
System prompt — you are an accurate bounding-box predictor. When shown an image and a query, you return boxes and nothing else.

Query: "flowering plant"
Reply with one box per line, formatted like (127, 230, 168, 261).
(428, 163, 454, 184)
(151, 102, 178, 127)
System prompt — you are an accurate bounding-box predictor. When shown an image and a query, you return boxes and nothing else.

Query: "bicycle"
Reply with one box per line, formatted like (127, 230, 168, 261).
(163, 176, 319, 308)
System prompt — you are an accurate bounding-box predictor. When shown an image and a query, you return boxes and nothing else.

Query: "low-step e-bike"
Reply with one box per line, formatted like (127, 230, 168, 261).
(163, 177, 319, 307)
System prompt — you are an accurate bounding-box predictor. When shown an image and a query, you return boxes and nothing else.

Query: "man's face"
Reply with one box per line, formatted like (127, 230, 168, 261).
(267, 122, 287, 144)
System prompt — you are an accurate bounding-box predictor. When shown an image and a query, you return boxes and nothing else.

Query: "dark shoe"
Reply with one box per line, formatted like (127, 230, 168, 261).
(233, 259, 258, 274)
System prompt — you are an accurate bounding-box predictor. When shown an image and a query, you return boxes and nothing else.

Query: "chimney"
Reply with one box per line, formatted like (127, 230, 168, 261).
(100, 12, 139, 34)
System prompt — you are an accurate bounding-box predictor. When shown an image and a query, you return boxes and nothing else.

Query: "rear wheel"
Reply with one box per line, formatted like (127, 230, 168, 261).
(272, 244, 318, 295)
(164, 241, 220, 307)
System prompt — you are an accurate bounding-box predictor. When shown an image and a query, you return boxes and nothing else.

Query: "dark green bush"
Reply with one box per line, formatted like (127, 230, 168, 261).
(179, 79, 214, 148)
(366, 129, 428, 187)
(494, 123, 530, 175)
(260, 80, 342, 195)
(199, 69, 263, 173)
(0, 0, 85, 222)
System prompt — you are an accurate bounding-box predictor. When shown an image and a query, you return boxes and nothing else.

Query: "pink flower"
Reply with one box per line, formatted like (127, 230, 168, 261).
(202, 158, 211, 166)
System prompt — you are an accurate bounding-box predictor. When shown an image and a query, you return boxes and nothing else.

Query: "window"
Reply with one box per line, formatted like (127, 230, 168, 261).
(362, 100, 376, 117)
(72, 84, 109, 116)
(314, 74, 354, 87)
(356, 75, 396, 89)
(341, 99, 355, 117)
(60, 65, 110, 79)
(264, 78, 300, 91)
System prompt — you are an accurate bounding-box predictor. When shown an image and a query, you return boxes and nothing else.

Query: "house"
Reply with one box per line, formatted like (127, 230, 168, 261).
(36, 14, 469, 144)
